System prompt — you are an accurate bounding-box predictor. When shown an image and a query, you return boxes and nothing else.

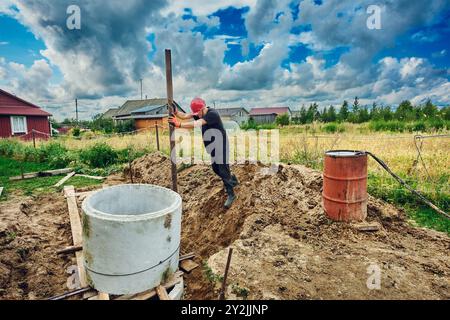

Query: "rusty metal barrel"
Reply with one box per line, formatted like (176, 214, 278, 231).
(322, 150, 368, 221)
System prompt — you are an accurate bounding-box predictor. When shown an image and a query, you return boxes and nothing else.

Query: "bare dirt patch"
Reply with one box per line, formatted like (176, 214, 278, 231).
(1, 152, 448, 300)
(129, 153, 449, 300)
(0, 194, 73, 299)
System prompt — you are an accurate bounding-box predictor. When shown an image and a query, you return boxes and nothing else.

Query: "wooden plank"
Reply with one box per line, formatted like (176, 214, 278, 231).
(98, 292, 110, 300)
(64, 185, 87, 288)
(156, 285, 170, 300)
(9, 168, 73, 181)
(47, 287, 92, 300)
(179, 252, 195, 261)
(352, 222, 381, 232)
(115, 272, 183, 300)
(180, 259, 199, 273)
(0, 187, 3, 197)
(56, 245, 83, 255)
(55, 171, 76, 187)
(75, 174, 106, 180)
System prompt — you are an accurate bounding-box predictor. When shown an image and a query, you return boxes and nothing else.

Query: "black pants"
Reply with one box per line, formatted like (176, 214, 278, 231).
(211, 163, 238, 195)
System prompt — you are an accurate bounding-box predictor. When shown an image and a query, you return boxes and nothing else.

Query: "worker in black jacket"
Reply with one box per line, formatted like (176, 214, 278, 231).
(168, 97, 238, 208)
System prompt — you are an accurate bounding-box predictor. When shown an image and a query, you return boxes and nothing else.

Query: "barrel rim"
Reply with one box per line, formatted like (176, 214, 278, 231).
(82, 183, 182, 221)
(325, 149, 366, 158)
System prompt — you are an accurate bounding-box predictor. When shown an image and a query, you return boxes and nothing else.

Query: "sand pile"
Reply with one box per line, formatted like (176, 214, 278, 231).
(129, 152, 449, 300)
(0, 152, 448, 300)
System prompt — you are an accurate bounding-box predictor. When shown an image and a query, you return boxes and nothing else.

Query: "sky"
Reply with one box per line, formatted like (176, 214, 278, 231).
(0, 0, 449, 121)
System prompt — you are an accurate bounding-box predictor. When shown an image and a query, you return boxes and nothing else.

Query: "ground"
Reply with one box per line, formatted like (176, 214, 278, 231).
(0, 152, 448, 300)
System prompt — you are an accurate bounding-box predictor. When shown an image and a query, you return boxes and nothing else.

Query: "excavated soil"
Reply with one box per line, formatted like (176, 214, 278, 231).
(0, 194, 73, 299)
(0, 152, 449, 299)
(128, 152, 450, 300)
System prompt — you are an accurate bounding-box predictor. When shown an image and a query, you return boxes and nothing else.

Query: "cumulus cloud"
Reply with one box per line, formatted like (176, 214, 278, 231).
(0, 58, 56, 100)
(13, 0, 168, 99)
(162, 0, 257, 16)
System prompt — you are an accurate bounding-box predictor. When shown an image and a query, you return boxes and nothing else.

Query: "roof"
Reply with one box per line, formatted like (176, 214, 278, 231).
(0, 88, 52, 116)
(114, 98, 184, 118)
(101, 108, 119, 119)
(131, 105, 164, 114)
(250, 107, 291, 116)
(215, 107, 249, 117)
(0, 106, 52, 116)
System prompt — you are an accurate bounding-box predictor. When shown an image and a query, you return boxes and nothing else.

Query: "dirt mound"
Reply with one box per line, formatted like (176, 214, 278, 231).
(129, 152, 450, 300)
(0, 152, 448, 300)
(0, 194, 73, 299)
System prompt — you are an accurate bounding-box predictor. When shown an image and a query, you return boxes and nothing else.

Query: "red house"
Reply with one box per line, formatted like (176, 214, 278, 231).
(0, 88, 52, 139)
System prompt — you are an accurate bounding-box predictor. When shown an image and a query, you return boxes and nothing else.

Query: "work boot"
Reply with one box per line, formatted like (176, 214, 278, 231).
(231, 174, 239, 187)
(224, 190, 236, 209)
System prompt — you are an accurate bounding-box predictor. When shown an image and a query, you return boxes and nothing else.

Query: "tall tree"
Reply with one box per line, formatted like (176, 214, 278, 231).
(422, 99, 438, 118)
(396, 100, 414, 121)
(339, 100, 349, 122)
(326, 105, 337, 122)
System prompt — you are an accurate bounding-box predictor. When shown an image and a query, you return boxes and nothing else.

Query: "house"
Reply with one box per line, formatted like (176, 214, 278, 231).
(249, 107, 292, 124)
(113, 98, 185, 129)
(0, 88, 52, 139)
(101, 108, 119, 120)
(215, 107, 249, 125)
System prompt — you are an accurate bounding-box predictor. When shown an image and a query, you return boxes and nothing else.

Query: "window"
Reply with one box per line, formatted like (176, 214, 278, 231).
(10, 116, 27, 134)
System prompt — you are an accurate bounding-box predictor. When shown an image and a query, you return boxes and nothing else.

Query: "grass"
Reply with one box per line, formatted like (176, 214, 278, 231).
(0, 156, 102, 200)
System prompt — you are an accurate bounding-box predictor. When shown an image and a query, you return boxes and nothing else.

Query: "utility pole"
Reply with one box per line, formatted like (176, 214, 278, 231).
(165, 49, 178, 193)
(140, 79, 143, 100)
(75, 99, 79, 124)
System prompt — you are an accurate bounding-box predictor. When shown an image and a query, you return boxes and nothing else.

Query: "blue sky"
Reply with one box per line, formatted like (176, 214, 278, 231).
(0, 0, 449, 120)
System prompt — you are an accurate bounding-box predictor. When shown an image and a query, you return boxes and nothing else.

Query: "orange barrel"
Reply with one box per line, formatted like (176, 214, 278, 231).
(322, 150, 368, 221)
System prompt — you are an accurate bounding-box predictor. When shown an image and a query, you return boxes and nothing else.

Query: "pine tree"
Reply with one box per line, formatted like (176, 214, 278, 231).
(422, 99, 438, 119)
(327, 105, 337, 122)
(339, 100, 349, 122)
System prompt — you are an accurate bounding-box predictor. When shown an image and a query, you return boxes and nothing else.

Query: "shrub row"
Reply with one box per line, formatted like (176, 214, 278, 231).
(368, 119, 449, 133)
(0, 139, 144, 169)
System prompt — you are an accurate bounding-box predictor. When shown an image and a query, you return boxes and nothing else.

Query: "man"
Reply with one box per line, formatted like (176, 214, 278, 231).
(168, 97, 238, 208)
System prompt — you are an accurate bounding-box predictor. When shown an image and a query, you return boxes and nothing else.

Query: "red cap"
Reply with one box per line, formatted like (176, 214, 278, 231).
(190, 97, 206, 115)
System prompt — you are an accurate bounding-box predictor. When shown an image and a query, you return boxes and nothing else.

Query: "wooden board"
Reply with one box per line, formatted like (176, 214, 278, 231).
(75, 174, 106, 180)
(55, 171, 76, 187)
(64, 185, 87, 288)
(0, 187, 3, 197)
(98, 292, 110, 300)
(179, 252, 195, 261)
(115, 272, 183, 300)
(180, 259, 199, 273)
(352, 222, 381, 232)
(56, 245, 83, 255)
(9, 168, 73, 181)
(156, 285, 170, 300)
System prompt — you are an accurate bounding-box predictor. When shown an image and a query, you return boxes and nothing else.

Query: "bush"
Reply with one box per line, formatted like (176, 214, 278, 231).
(0, 139, 22, 157)
(426, 118, 445, 131)
(241, 118, 277, 130)
(322, 122, 345, 133)
(115, 120, 135, 133)
(275, 113, 290, 126)
(406, 121, 426, 132)
(80, 143, 118, 168)
(72, 127, 81, 137)
(369, 120, 405, 132)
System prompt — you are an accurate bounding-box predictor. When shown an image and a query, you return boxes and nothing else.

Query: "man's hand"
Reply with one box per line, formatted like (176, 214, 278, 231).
(168, 116, 181, 128)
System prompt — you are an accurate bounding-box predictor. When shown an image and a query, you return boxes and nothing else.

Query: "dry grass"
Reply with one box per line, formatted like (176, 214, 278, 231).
(30, 128, 448, 184)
